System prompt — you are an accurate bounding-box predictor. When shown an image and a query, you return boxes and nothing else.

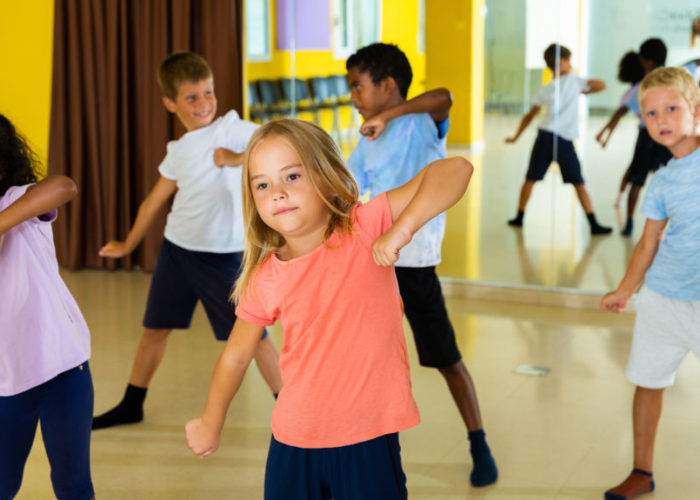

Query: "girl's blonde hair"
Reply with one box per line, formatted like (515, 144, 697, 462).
(232, 119, 359, 302)
(638, 66, 700, 110)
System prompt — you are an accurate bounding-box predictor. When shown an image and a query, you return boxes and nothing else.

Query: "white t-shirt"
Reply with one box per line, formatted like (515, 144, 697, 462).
(159, 110, 258, 253)
(532, 73, 589, 141)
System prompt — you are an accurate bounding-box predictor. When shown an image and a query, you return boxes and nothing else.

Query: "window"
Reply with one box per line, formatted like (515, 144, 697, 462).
(333, 0, 381, 59)
(246, 0, 271, 61)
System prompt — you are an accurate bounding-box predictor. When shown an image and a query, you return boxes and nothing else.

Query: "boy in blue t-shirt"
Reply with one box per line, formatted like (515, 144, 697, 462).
(601, 67, 700, 500)
(346, 43, 498, 487)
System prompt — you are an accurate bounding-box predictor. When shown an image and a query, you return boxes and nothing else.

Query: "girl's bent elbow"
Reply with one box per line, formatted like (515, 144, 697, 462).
(54, 176, 78, 200)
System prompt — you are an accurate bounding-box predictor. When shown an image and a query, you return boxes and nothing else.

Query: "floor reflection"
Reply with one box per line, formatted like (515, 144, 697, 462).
(439, 114, 642, 291)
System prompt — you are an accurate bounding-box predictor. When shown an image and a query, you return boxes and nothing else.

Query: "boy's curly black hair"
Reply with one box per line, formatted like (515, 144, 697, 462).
(639, 38, 667, 68)
(346, 43, 413, 99)
(0, 114, 39, 197)
(617, 51, 645, 84)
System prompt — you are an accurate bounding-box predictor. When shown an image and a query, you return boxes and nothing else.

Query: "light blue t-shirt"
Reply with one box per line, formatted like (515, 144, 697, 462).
(642, 144, 700, 300)
(348, 113, 449, 267)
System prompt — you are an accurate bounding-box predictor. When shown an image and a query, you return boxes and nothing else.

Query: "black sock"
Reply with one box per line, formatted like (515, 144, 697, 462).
(621, 218, 633, 237)
(508, 210, 524, 227)
(92, 384, 147, 430)
(586, 212, 612, 235)
(468, 429, 498, 487)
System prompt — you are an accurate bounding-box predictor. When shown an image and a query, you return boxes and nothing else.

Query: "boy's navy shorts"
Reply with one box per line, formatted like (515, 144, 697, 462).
(264, 433, 407, 500)
(526, 129, 584, 184)
(0, 363, 95, 500)
(144, 238, 265, 341)
(627, 127, 671, 187)
(395, 266, 462, 368)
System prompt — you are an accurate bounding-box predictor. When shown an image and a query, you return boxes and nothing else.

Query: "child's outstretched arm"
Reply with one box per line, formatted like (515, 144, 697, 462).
(596, 106, 628, 148)
(185, 318, 265, 458)
(600, 218, 667, 313)
(213, 148, 244, 167)
(372, 156, 473, 266)
(99, 176, 177, 258)
(504, 105, 541, 143)
(582, 79, 606, 95)
(361, 88, 452, 141)
(0, 175, 76, 237)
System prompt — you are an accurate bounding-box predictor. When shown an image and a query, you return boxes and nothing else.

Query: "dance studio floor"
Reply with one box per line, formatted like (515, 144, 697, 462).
(17, 115, 700, 499)
(18, 269, 700, 499)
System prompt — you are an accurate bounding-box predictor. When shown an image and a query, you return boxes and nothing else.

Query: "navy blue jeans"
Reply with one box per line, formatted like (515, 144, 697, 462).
(0, 363, 94, 500)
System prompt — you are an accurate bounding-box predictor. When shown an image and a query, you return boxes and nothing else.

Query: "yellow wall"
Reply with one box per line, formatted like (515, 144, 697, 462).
(380, 0, 425, 97)
(245, 0, 426, 96)
(425, 0, 484, 145)
(0, 0, 55, 173)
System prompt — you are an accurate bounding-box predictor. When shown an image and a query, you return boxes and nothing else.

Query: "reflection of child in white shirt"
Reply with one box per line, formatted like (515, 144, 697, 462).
(505, 43, 611, 235)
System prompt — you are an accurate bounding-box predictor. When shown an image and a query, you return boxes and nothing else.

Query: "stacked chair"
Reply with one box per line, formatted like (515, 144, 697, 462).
(248, 76, 359, 148)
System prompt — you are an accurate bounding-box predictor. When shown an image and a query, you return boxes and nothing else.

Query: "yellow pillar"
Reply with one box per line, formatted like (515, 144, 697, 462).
(425, 0, 484, 146)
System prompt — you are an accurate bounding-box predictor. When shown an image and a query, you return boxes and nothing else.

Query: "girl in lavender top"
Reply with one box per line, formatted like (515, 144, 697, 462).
(0, 115, 95, 500)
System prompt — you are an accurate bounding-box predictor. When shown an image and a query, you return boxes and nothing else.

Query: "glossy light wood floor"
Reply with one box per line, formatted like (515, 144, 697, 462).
(17, 270, 700, 499)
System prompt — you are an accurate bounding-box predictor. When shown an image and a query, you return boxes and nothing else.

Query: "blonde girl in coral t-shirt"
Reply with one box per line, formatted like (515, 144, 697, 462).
(185, 119, 473, 500)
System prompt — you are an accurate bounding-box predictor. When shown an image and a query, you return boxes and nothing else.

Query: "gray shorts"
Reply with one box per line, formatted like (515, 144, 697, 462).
(626, 287, 700, 388)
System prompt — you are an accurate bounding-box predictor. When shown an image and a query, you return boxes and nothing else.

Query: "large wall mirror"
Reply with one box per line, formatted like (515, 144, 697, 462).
(243, 0, 700, 293)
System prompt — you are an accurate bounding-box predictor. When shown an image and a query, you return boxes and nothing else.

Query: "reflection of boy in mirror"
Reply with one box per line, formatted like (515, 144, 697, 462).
(346, 42, 499, 488)
(612, 39, 672, 237)
(505, 43, 612, 235)
(600, 66, 700, 500)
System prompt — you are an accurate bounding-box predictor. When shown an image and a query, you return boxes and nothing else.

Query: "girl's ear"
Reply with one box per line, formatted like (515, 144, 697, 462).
(693, 102, 700, 122)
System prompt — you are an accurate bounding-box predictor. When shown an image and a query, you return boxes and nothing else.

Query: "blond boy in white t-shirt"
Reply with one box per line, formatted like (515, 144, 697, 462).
(92, 52, 282, 429)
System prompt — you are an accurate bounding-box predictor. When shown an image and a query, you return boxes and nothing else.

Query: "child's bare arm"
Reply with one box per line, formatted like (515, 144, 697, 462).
(361, 88, 452, 141)
(504, 105, 541, 143)
(0, 175, 77, 237)
(185, 318, 264, 458)
(600, 218, 667, 313)
(372, 157, 473, 266)
(213, 148, 244, 167)
(596, 106, 628, 148)
(99, 176, 177, 258)
(582, 79, 606, 95)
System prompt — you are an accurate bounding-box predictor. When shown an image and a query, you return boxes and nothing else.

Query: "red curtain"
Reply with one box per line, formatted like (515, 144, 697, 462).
(49, 0, 243, 270)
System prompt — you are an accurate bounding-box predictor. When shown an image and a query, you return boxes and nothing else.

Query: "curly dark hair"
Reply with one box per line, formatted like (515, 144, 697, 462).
(346, 43, 413, 99)
(639, 38, 667, 68)
(0, 114, 39, 197)
(617, 51, 645, 84)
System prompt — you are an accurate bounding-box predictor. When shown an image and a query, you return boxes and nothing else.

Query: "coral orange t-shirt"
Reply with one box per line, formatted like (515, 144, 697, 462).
(236, 193, 420, 448)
